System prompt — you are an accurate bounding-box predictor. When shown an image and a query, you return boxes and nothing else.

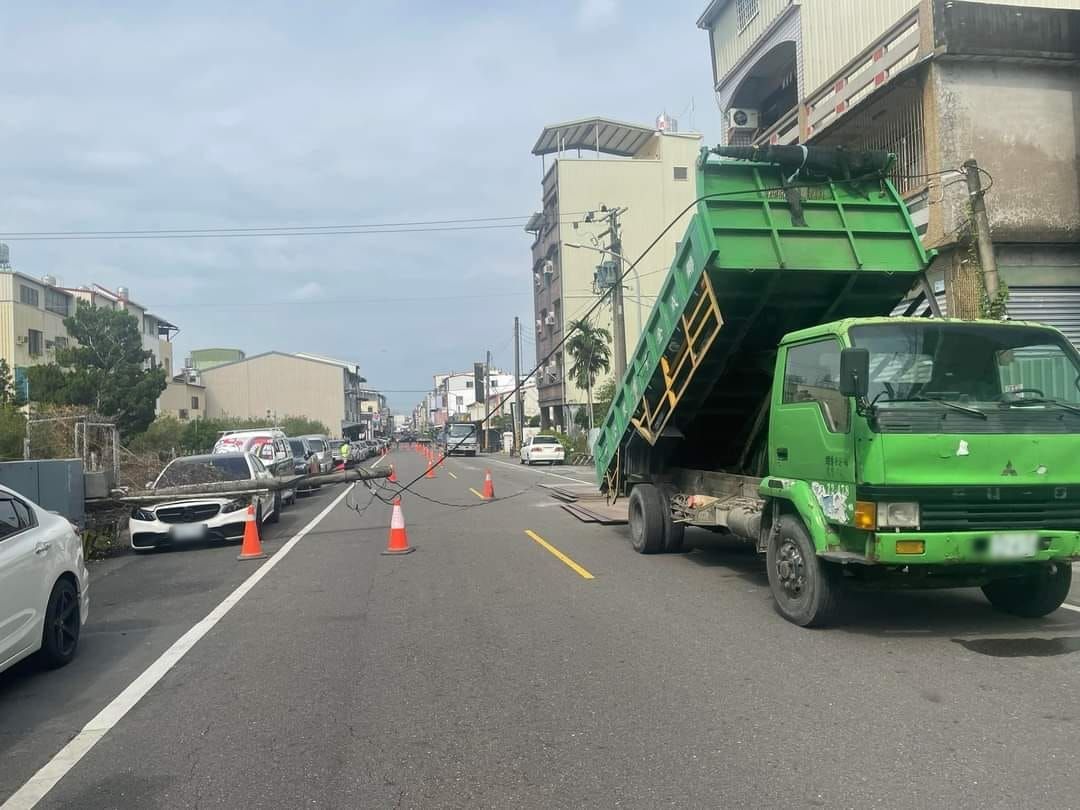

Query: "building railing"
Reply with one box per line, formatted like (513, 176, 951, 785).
(805, 9, 920, 138)
(753, 107, 800, 147)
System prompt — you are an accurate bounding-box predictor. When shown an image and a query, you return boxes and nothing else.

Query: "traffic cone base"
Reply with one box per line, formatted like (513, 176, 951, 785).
(237, 504, 267, 561)
(383, 498, 415, 555)
(388, 464, 398, 483)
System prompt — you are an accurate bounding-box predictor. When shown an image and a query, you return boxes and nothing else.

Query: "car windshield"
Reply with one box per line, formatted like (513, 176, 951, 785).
(156, 456, 251, 488)
(288, 439, 305, 457)
(307, 439, 325, 452)
(849, 322, 1080, 405)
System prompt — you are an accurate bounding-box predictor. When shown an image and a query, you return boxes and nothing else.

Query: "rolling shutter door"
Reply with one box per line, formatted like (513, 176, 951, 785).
(1008, 287, 1080, 348)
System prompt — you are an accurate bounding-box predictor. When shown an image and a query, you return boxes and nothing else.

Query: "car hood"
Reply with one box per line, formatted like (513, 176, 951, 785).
(149, 497, 238, 510)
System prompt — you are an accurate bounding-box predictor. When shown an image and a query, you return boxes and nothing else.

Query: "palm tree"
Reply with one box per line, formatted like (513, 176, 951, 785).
(565, 319, 612, 431)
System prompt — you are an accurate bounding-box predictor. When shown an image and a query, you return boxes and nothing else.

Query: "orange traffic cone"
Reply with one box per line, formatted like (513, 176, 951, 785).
(382, 498, 415, 555)
(237, 504, 267, 561)
(481, 469, 495, 499)
(388, 464, 398, 483)
(425, 457, 437, 478)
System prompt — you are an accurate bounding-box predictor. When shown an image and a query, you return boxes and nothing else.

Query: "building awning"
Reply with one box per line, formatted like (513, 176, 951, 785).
(532, 117, 655, 158)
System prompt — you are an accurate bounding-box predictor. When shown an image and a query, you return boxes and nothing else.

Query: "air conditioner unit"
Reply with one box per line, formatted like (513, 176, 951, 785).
(45, 339, 55, 349)
(15, 336, 27, 345)
(542, 260, 554, 276)
(727, 108, 760, 129)
(544, 312, 557, 326)
(535, 319, 543, 335)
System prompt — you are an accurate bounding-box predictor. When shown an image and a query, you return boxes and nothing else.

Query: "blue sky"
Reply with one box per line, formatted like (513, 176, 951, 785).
(1, 1, 718, 412)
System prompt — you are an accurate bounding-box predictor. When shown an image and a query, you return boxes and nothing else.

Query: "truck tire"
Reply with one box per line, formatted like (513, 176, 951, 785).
(659, 485, 685, 553)
(766, 515, 842, 627)
(628, 484, 664, 554)
(981, 562, 1072, 618)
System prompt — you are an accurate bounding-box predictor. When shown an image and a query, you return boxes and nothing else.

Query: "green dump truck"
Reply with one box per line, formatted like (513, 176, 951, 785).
(594, 145, 1080, 626)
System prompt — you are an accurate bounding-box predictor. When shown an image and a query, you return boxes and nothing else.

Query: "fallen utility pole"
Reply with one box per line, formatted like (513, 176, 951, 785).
(107, 467, 392, 504)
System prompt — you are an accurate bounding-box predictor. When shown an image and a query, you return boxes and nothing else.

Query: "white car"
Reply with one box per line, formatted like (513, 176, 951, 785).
(212, 428, 296, 513)
(520, 435, 566, 465)
(129, 453, 277, 552)
(0, 485, 89, 675)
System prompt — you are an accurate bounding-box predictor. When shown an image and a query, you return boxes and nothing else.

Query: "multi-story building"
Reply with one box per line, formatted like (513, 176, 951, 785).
(199, 351, 369, 438)
(159, 368, 205, 423)
(0, 255, 179, 402)
(432, 369, 516, 426)
(526, 117, 703, 429)
(698, 0, 1080, 336)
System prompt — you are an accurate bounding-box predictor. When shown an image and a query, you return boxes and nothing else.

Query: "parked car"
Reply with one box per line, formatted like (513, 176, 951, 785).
(129, 453, 277, 552)
(288, 437, 320, 494)
(0, 485, 89, 674)
(298, 435, 334, 474)
(520, 434, 565, 465)
(212, 428, 295, 512)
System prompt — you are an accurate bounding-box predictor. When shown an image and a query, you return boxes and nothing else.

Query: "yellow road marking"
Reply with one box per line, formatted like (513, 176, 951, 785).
(469, 487, 485, 499)
(524, 530, 595, 580)
(447, 471, 457, 479)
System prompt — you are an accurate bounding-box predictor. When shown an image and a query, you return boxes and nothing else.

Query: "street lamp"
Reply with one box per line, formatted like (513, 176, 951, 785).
(563, 242, 644, 337)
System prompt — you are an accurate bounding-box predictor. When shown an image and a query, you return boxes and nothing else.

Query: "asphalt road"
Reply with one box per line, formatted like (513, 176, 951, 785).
(3, 448, 1080, 809)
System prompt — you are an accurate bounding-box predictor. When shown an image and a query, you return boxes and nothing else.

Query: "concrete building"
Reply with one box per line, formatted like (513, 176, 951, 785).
(190, 348, 245, 371)
(199, 352, 367, 438)
(431, 369, 516, 426)
(698, 0, 1080, 337)
(159, 370, 205, 422)
(0, 258, 178, 402)
(526, 117, 703, 429)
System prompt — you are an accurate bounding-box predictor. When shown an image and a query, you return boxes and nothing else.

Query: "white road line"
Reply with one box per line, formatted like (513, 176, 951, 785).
(1, 484, 357, 810)
(369, 456, 384, 469)
(485, 457, 595, 486)
(1061, 602, 1080, 614)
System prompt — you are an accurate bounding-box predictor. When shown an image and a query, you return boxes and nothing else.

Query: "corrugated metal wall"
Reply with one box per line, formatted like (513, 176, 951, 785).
(1008, 287, 1080, 347)
(799, 0, 918, 97)
(710, 0, 794, 84)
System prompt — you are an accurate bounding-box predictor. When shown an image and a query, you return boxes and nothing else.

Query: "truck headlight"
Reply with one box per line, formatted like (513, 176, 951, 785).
(878, 502, 920, 529)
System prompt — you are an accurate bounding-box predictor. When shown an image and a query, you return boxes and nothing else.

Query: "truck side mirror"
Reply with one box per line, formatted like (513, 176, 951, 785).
(839, 348, 870, 398)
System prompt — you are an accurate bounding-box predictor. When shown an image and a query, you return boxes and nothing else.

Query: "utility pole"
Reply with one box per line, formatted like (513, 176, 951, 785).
(513, 316, 524, 453)
(607, 207, 627, 380)
(482, 349, 491, 451)
(963, 158, 1004, 316)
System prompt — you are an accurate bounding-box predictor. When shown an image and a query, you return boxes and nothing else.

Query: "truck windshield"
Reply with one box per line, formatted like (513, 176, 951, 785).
(448, 424, 475, 438)
(849, 322, 1080, 405)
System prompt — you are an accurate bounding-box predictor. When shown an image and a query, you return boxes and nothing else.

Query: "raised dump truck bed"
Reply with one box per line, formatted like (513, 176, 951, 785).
(594, 148, 931, 491)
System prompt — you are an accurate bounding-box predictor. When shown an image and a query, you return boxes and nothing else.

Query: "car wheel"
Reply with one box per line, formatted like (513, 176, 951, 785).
(519, 456, 525, 465)
(39, 578, 80, 668)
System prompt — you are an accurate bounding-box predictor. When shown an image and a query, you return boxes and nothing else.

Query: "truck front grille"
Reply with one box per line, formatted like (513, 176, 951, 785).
(859, 485, 1080, 532)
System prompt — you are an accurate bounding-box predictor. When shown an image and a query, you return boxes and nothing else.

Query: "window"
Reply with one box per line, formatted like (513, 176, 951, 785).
(45, 288, 70, 316)
(191, 395, 200, 409)
(673, 166, 688, 181)
(782, 339, 848, 432)
(27, 330, 43, 356)
(0, 496, 34, 541)
(53, 336, 69, 350)
(178, 409, 189, 420)
(465, 380, 473, 389)
(19, 285, 39, 307)
(736, 0, 759, 31)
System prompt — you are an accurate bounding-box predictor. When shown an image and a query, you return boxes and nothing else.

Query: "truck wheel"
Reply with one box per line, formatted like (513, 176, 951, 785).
(628, 484, 664, 554)
(766, 515, 842, 627)
(659, 486, 685, 553)
(268, 494, 281, 524)
(981, 562, 1072, 618)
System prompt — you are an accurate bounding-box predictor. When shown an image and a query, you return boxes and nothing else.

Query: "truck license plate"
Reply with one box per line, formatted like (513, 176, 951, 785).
(171, 524, 206, 540)
(989, 533, 1037, 559)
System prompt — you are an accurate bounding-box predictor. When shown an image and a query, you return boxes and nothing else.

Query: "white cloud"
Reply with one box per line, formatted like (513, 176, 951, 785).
(577, 0, 618, 29)
(290, 281, 324, 302)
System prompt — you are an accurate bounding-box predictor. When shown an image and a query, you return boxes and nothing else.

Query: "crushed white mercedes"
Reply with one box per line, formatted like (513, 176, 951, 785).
(129, 452, 276, 552)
